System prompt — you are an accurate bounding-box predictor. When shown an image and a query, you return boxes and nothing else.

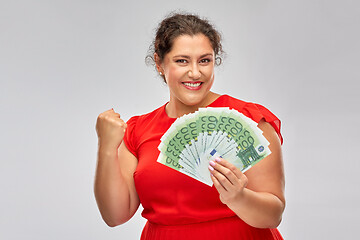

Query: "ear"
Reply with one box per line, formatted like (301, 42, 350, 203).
(154, 53, 163, 73)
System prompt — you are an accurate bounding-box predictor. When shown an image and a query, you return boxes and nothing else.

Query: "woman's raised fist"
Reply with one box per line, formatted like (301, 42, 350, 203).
(96, 108, 127, 151)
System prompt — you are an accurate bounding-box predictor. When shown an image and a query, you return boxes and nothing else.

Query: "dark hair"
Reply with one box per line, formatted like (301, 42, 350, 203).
(146, 12, 224, 80)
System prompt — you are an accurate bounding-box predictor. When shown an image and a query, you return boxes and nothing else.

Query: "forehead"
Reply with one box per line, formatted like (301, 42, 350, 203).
(169, 34, 214, 56)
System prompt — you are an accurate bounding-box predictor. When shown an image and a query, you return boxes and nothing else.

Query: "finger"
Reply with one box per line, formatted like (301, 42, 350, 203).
(106, 108, 121, 116)
(214, 158, 248, 189)
(114, 118, 127, 128)
(210, 159, 240, 186)
(102, 108, 120, 118)
(210, 172, 228, 195)
(100, 112, 121, 122)
(112, 112, 121, 118)
(214, 157, 245, 180)
(209, 167, 233, 191)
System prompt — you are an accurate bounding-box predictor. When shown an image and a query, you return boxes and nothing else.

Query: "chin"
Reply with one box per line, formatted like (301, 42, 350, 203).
(181, 94, 207, 107)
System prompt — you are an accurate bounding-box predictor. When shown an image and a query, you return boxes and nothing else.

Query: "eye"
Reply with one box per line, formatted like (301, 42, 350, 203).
(175, 59, 188, 64)
(199, 58, 211, 64)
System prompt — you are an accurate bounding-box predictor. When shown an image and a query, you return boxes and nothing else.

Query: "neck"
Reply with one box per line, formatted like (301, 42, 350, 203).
(166, 92, 220, 118)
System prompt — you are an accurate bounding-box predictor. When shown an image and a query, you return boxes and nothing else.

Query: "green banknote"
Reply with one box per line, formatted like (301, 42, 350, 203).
(157, 107, 272, 186)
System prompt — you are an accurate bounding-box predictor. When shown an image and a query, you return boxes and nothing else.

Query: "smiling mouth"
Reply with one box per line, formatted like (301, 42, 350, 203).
(182, 82, 202, 87)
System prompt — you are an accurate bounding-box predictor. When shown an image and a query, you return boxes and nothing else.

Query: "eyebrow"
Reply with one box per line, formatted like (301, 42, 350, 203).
(173, 53, 214, 59)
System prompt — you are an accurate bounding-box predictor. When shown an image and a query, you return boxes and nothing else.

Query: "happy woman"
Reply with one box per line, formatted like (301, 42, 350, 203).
(94, 13, 285, 240)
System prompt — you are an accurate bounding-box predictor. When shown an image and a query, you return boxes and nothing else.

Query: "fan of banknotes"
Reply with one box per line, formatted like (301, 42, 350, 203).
(157, 107, 271, 186)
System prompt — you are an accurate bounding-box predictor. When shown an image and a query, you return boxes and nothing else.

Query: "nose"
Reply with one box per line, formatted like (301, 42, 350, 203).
(188, 63, 201, 80)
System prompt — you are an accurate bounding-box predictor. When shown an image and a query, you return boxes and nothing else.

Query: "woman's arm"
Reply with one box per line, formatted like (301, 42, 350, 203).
(94, 109, 140, 227)
(209, 119, 285, 229)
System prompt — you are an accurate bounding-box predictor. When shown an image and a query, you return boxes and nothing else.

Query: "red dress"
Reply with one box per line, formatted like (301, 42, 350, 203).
(123, 95, 284, 240)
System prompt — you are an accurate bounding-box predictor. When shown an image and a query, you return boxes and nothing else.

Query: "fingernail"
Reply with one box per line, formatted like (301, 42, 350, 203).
(215, 157, 222, 162)
(208, 165, 214, 171)
(209, 160, 216, 167)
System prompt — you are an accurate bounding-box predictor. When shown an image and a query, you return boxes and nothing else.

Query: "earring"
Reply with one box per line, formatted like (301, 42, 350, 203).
(159, 72, 163, 76)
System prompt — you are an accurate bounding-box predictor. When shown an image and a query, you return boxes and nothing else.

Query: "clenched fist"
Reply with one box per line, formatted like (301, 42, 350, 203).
(96, 108, 127, 151)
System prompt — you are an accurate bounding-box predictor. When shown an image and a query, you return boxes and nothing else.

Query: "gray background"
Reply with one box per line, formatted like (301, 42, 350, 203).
(1, 0, 359, 239)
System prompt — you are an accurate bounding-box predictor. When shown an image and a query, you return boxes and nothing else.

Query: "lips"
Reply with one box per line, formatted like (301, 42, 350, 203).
(182, 81, 203, 90)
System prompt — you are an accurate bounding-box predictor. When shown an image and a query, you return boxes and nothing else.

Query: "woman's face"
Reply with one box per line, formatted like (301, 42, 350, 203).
(157, 34, 215, 108)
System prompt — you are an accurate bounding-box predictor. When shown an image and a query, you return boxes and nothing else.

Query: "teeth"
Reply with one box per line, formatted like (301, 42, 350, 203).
(183, 82, 201, 87)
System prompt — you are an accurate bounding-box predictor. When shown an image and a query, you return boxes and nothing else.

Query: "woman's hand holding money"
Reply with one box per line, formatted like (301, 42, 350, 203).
(209, 158, 248, 206)
(209, 154, 285, 229)
(96, 108, 127, 152)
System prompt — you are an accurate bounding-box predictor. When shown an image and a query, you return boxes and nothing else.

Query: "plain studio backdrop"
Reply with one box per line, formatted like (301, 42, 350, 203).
(1, 0, 359, 239)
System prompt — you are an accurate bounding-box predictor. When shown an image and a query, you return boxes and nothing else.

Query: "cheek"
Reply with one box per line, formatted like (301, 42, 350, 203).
(203, 66, 215, 79)
(207, 75, 215, 90)
(166, 66, 186, 82)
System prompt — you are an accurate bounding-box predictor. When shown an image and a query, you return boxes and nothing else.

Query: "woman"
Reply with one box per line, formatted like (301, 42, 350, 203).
(94, 13, 285, 239)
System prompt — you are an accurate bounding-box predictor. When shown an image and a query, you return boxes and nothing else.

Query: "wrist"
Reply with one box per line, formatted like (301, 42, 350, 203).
(97, 144, 118, 156)
(226, 188, 250, 210)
